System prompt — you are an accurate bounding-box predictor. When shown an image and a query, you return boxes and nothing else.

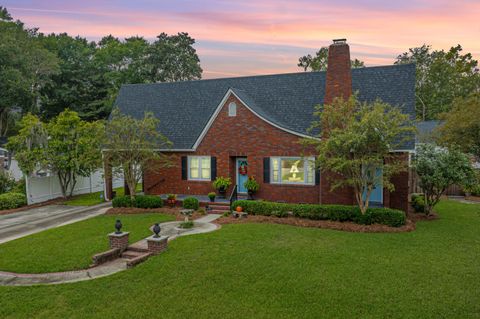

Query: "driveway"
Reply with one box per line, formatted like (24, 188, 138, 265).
(0, 203, 110, 244)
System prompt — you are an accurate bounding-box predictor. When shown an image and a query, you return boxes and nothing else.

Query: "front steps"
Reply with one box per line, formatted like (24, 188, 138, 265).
(120, 248, 152, 268)
(208, 202, 231, 215)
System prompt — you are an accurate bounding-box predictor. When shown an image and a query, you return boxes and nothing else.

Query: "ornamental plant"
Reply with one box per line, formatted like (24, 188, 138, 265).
(208, 192, 216, 201)
(212, 176, 232, 190)
(244, 176, 260, 192)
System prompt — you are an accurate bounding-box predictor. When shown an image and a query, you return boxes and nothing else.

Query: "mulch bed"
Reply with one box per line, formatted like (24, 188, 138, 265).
(216, 215, 417, 233)
(465, 196, 480, 202)
(407, 211, 439, 222)
(105, 207, 206, 221)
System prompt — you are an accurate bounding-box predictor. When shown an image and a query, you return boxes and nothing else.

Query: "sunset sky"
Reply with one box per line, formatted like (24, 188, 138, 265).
(4, 0, 480, 78)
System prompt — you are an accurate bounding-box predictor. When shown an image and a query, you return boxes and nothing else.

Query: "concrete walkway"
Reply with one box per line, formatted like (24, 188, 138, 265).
(0, 214, 221, 286)
(0, 203, 111, 244)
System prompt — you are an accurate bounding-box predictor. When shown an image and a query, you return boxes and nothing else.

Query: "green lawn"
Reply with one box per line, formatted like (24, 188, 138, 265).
(63, 184, 142, 206)
(0, 213, 174, 273)
(0, 200, 479, 318)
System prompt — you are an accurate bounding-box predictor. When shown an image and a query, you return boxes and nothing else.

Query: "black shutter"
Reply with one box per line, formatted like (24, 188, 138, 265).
(263, 157, 270, 183)
(315, 168, 320, 185)
(181, 156, 187, 180)
(211, 157, 217, 181)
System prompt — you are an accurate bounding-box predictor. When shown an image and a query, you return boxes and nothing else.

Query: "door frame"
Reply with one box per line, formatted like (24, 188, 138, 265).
(236, 157, 248, 194)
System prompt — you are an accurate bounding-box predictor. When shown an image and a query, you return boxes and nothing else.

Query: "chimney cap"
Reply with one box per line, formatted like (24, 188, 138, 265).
(332, 38, 347, 44)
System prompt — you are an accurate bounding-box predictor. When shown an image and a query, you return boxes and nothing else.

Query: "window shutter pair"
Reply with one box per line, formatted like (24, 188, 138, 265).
(181, 156, 217, 181)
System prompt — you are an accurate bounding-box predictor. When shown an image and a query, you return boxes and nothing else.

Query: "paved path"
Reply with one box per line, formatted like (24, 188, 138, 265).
(0, 203, 111, 244)
(0, 214, 222, 286)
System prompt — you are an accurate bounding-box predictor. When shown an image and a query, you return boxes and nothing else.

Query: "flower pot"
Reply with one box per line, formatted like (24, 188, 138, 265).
(167, 199, 176, 207)
(247, 190, 255, 200)
(209, 197, 215, 202)
(218, 187, 226, 198)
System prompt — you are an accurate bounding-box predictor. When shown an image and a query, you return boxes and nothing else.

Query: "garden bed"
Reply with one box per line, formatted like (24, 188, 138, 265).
(465, 195, 480, 202)
(105, 207, 206, 221)
(217, 214, 416, 233)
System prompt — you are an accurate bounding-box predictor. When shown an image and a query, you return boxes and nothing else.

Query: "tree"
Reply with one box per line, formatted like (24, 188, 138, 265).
(145, 32, 202, 82)
(305, 95, 415, 214)
(298, 47, 365, 71)
(7, 110, 104, 197)
(104, 109, 172, 200)
(414, 144, 475, 215)
(0, 7, 58, 135)
(437, 93, 480, 158)
(395, 44, 480, 120)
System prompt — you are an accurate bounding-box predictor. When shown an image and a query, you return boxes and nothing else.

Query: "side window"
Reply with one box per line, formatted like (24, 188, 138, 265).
(228, 102, 237, 117)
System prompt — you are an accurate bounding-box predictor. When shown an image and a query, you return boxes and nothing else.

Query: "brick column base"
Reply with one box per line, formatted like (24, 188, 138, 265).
(147, 236, 169, 255)
(109, 232, 129, 252)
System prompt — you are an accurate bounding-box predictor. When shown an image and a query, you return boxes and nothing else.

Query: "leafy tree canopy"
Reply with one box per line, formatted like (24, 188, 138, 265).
(395, 44, 480, 120)
(305, 94, 415, 214)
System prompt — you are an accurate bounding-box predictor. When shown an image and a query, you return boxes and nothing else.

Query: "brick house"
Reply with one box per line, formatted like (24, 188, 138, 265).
(106, 39, 416, 212)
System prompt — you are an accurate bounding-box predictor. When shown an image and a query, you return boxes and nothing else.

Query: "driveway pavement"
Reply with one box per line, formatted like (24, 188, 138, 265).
(0, 203, 110, 244)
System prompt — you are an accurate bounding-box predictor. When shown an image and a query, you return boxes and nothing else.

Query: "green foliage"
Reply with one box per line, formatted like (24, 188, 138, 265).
(297, 47, 364, 71)
(306, 94, 415, 214)
(232, 200, 406, 227)
(112, 195, 163, 208)
(414, 143, 475, 214)
(183, 197, 199, 210)
(395, 44, 480, 120)
(0, 192, 27, 210)
(437, 93, 480, 158)
(411, 193, 426, 213)
(179, 220, 194, 229)
(7, 110, 103, 197)
(0, 170, 15, 194)
(167, 194, 176, 200)
(208, 192, 216, 200)
(104, 109, 172, 199)
(244, 176, 260, 192)
(212, 176, 232, 190)
(11, 178, 26, 195)
(112, 195, 134, 208)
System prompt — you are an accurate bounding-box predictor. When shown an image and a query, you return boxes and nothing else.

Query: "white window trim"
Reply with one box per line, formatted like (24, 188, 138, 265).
(270, 156, 316, 185)
(188, 156, 211, 181)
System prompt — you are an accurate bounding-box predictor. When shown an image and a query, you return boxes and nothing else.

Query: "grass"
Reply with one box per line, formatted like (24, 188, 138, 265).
(0, 213, 174, 273)
(63, 184, 142, 206)
(0, 200, 479, 318)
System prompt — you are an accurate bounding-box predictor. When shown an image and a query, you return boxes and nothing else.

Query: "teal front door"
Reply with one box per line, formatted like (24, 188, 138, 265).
(362, 167, 383, 205)
(236, 158, 248, 193)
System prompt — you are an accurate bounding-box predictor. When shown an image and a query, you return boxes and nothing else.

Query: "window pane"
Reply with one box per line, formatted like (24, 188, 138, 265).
(201, 157, 210, 179)
(190, 158, 199, 179)
(272, 158, 279, 182)
(281, 159, 304, 183)
(306, 159, 314, 184)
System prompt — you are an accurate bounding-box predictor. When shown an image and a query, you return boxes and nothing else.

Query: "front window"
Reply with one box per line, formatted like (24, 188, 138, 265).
(271, 157, 315, 185)
(188, 156, 211, 180)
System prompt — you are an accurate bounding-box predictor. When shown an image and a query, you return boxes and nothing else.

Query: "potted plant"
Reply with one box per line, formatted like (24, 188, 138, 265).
(167, 194, 177, 207)
(212, 176, 232, 198)
(244, 176, 260, 200)
(208, 192, 216, 202)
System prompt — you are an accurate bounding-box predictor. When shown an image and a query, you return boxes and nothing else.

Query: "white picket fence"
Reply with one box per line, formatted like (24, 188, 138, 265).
(25, 170, 124, 205)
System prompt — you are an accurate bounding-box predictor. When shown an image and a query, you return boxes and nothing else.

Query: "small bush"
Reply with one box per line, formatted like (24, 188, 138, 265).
(179, 221, 194, 229)
(183, 197, 199, 210)
(112, 196, 134, 208)
(134, 195, 163, 209)
(0, 171, 15, 194)
(0, 192, 27, 210)
(11, 178, 26, 195)
(232, 200, 406, 227)
(411, 193, 425, 213)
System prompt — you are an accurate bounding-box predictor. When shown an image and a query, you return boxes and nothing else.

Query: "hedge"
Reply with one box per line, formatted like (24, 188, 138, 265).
(0, 192, 27, 210)
(112, 195, 163, 209)
(411, 193, 425, 213)
(183, 197, 199, 210)
(232, 200, 406, 227)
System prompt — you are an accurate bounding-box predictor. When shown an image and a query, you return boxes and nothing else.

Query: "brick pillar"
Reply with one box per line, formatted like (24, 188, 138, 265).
(109, 232, 129, 252)
(146, 235, 169, 255)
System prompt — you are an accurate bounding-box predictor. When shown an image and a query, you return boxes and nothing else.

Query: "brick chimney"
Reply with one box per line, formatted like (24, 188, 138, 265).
(324, 39, 352, 104)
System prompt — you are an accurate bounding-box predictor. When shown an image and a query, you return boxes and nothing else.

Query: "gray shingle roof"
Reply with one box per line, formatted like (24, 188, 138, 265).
(415, 120, 443, 144)
(114, 63, 416, 150)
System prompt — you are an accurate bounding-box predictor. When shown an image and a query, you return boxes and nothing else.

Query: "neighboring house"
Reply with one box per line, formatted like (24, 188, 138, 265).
(106, 39, 416, 212)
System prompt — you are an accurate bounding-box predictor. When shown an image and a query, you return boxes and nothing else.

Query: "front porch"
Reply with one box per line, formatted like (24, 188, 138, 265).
(159, 194, 231, 204)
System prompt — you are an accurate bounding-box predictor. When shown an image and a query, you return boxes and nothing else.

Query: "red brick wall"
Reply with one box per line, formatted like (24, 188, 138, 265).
(143, 94, 411, 209)
(144, 94, 320, 204)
